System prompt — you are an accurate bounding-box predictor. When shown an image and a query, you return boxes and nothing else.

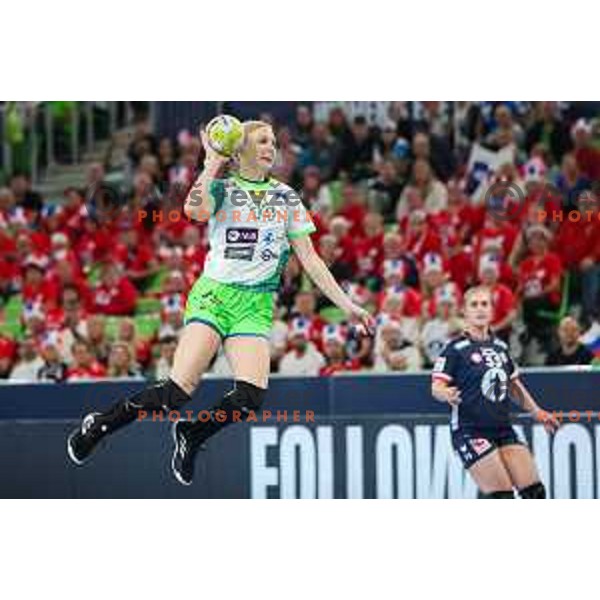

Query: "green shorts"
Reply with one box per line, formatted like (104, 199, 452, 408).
(184, 276, 274, 339)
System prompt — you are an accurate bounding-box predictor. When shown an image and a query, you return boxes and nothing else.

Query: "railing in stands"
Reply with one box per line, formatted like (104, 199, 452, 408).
(0, 101, 134, 185)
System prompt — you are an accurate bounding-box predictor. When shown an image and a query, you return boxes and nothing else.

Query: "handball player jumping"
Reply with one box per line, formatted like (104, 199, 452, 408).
(67, 119, 374, 485)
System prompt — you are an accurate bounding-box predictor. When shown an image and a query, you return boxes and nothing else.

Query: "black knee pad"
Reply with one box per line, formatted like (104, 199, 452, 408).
(519, 482, 546, 499)
(216, 380, 266, 418)
(482, 490, 515, 499)
(183, 381, 267, 448)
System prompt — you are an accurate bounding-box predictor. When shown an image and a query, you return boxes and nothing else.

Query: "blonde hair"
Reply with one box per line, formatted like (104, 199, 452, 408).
(234, 120, 275, 171)
(463, 285, 493, 307)
(241, 120, 273, 149)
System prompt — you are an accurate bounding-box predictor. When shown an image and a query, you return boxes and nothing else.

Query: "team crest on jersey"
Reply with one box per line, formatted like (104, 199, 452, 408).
(470, 352, 483, 364)
(470, 438, 492, 455)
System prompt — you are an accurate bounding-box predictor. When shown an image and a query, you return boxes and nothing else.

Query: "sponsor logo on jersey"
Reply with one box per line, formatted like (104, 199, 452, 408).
(224, 246, 255, 261)
(261, 248, 278, 261)
(470, 352, 483, 363)
(226, 228, 259, 244)
(263, 230, 276, 245)
(470, 437, 492, 455)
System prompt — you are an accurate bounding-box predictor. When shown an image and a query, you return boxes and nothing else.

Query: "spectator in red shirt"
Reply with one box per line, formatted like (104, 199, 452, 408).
(85, 315, 110, 366)
(434, 179, 484, 247)
(62, 187, 86, 234)
(377, 259, 422, 317)
(21, 255, 59, 309)
(90, 262, 138, 316)
(328, 216, 356, 270)
(420, 253, 461, 319)
(67, 341, 107, 381)
(382, 231, 419, 288)
(473, 204, 519, 265)
(0, 257, 18, 304)
(40, 204, 66, 240)
(353, 212, 384, 285)
(319, 324, 360, 376)
(76, 218, 113, 266)
(180, 225, 207, 282)
(114, 228, 159, 285)
(572, 119, 600, 182)
(403, 209, 443, 263)
(338, 183, 368, 238)
(554, 192, 600, 328)
(0, 336, 16, 379)
(50, 232, 80, 273)
(49, 259, 91, 310)
(517, 225, 563, 353)
(289, 290, 326, 351)
(117, 318, 151, 371)
(478, 254, 517, 341)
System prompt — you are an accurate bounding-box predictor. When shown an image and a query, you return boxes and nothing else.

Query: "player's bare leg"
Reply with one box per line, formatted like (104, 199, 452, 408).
(468, 450, 515, 498)
(224, 336, 271, 388)
(68, 323, 220, 466)
(171, 336, 270, 485)
(498, 444, 546, 498)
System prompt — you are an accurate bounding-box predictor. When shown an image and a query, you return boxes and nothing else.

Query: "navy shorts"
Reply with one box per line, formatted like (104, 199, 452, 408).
(451, 427, 525, 469)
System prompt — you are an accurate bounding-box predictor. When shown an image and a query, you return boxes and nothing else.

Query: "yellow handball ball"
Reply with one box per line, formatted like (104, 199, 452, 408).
(205, 114, 245, 157)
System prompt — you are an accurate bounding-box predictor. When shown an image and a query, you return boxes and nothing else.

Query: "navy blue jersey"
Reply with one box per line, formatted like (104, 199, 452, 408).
(432, 333, 520, 432)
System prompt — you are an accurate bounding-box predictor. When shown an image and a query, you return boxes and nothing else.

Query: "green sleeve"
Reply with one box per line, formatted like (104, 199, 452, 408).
(209, 180, 226, 214)
(288, 224, 317, 240)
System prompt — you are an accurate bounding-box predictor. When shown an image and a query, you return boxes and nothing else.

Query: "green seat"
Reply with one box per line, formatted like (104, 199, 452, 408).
(104, 316, 122, 340)
(86, 263, 102, 285)
(135, 297, 162, 315)
(145, 268, 169, 294)
(536, 272, 571, 325)
(4, 295, 23, 321)
(0, 322, 23, 340)
(319, 306, 346, 324)
(135, 315, 161, 338)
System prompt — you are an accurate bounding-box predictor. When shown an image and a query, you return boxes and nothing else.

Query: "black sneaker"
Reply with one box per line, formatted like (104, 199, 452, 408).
(171, 421, 206, 486)
(67, 412, 106, 465)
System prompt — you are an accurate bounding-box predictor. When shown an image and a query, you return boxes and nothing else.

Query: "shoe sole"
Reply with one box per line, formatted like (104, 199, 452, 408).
(171, 422, 192, 487)
(66, 412, 102, 467)
(66, 428, 85, 466)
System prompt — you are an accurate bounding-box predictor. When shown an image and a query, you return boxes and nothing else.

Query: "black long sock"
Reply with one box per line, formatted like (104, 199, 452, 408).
(95, 378, 191, 435)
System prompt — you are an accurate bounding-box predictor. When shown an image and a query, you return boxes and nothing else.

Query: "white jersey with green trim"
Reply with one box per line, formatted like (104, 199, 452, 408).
(201, 173, 316, 292)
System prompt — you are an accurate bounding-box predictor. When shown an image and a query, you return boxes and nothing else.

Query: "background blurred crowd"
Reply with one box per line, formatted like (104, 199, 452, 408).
(1, 101, 600, 382)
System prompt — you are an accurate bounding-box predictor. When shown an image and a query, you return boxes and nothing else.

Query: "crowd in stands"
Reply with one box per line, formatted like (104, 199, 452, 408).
(1, 101, 600, 381)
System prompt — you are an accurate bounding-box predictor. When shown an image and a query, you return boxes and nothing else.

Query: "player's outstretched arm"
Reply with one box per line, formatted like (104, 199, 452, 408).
(183, 130, 229, 222)
(510, 377, 560, 433)
(290, 235, 375, 336)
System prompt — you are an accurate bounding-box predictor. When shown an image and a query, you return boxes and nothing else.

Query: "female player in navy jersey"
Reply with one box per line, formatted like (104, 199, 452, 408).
(431, 286, 560, 499)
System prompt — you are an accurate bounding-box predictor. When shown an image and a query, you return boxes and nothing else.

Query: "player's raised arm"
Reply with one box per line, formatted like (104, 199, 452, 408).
(183, 130, 229, 222)
(290, 235, 375, 336)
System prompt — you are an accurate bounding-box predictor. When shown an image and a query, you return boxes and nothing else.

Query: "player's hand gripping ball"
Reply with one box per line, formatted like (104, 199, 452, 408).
(205, 115, 244, 157)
